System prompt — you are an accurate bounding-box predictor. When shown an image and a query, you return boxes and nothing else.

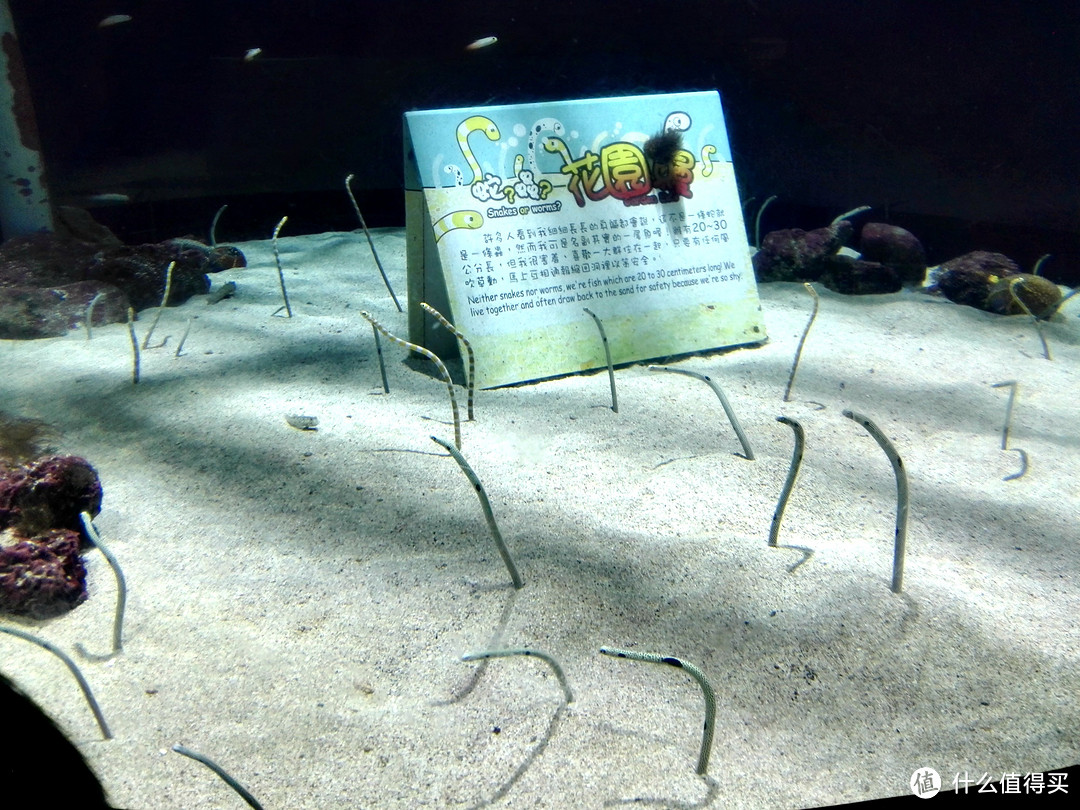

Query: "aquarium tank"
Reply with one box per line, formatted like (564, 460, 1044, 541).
(1, 2, 1077, 808)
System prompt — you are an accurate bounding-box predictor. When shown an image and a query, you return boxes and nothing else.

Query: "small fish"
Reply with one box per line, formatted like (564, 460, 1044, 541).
(243, 47, 263, 62)
(86, 192, 131, 204)
(98, 14, 132, 28)
(465, 36, 498, 51)
(207, 281, 236, 304)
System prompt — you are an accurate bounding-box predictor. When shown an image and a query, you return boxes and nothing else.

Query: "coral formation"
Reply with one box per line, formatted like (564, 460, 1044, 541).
(0, 423, 103, 617)
(751, 220, 853, 283)
(0, 529, 87, 617)
(857, 222, 927, 285)
(0, 215, 245, 339)
(933, 251, 1062, 317)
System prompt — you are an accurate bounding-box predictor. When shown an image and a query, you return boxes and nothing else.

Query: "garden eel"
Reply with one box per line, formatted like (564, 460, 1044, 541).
(171, 745, 264, 810)
(770, 416, 805, 546)
(0, 625, 112, 740)
(345, 173, 401, 311)
(431, 436, 522, 589)
(361, 312, 460, 449)
(600, 647, 715, 776)
(77, 512, 126, 658)
(842, 410, 909, 593)
(784, 282, 820, 402)
(421, 302, 475, 420)
(271, 216, 292, 317)
(648, 365, 755, 459)
(461, 648, 572, 703)
(583, 308, 618, 412)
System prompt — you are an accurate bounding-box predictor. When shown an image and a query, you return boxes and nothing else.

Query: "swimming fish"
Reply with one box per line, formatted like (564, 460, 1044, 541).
(98, 14, 132, 28)
(465, 36, 498, 51)
(243, 48, 263, 62)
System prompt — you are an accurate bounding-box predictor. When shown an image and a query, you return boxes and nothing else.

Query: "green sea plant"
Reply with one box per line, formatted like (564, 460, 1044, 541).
(461, 648, 573, 703)
(769, 416, 805, 546)
(842, 410, 909, 593)
(421, 302, 475, 421)
(583, 307, 618, 412)
(362, 312, 461, 448)
(172, 745, 265, 810)
(74, 513, 126, 660)
(0, 625, 112, 739)
(271, 216, 293, 317)
(647, 365, 754, 459)
(783, 282, 820, 402)
(431, 436, 522, 588)
(346, 173, 402, 312)
(599, 647, 716, 776)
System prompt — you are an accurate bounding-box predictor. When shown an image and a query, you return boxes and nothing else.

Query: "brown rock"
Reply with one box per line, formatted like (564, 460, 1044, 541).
(858, 222, 926, 285)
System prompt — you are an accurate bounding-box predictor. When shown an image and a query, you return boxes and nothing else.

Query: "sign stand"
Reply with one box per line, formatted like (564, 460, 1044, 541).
(405, 91, 765, 389)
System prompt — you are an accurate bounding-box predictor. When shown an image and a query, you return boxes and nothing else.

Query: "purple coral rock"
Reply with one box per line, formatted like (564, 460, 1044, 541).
(0, 455, 102, 537)
(821, 255, 902, 295)
(858, 223, 927, 285)
(85, 242, 211, 310)
(753, 221, 853, 282)
(0, 528, 88, 617)
(933, 251, 1021, 309)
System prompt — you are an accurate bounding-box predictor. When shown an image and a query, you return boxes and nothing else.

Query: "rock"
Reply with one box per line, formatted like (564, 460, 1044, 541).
(54, 206, 124, 246)
(207, 245, 246, 272)
(0, 222, 245, 339)
(752, 220, 853, 282)
(0, 281, 128, 339)
(84, 242, 211, 311)
(933, 251, 1021, 309)
(821, 255, 902, 295)
(858, 222, 927, 285)
(0, 455, 103, 537)
(0, 233, 101, 288)
(985, 272, 1063, 317)
(0, 528, 87, 617)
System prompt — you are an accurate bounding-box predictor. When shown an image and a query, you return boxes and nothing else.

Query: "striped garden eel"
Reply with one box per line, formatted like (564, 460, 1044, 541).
(647, 365, 754, 460)
(420, 302, 474, 421)
(784, 282, 820, 403)
(599, 647, 716, 776)
(0, 625, 112, 740)
(431, 436, 523, 589)
(461, 648, 572, 703)
(271, 216, 292, 317)
(770, 416, 805, 546)
(842, 410, 909, 593)
(583, 308, 618, 413)
(361, 311, 461, 449)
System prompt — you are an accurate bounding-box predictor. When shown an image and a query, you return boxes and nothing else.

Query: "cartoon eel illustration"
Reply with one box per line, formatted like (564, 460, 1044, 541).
(433, 210, 483, 242)
(456, 116, 501, 185)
